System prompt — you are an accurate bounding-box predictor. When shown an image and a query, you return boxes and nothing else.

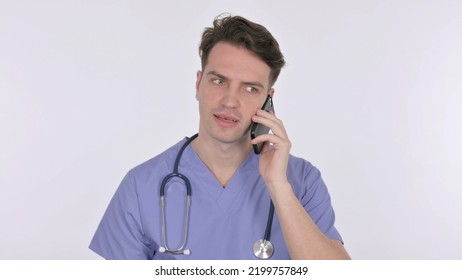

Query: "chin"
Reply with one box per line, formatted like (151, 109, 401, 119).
(214, 131, 249, 145)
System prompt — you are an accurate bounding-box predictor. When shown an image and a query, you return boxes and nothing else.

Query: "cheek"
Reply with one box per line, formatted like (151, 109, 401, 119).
(196, 91, 214, 114)
(252, 97, 266, 112)
(244, 103, 261, 120)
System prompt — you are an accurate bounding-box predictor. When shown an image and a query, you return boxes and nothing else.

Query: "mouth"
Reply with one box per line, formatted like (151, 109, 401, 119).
(213, 114, 239, 123)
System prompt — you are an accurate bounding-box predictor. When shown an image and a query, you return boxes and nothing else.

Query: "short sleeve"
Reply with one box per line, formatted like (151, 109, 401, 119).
(299, 164, 343, 243)
(89, 170, 154, 259)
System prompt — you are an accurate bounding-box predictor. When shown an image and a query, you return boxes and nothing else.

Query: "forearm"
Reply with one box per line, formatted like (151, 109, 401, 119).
(268, 181, 350, 260)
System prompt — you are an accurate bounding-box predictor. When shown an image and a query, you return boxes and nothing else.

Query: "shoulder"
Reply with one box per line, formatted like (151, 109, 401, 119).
(286, 154, 326, 196)
(287, 154, 322, 181)
(124, 138, 189, 185)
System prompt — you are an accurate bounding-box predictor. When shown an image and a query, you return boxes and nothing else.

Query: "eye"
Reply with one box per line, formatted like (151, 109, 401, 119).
(212, 79, 224, 85)
(245, 86, 258, 93)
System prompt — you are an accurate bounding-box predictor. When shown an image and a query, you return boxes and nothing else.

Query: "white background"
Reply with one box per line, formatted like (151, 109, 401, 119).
(1, 0, 461, 259)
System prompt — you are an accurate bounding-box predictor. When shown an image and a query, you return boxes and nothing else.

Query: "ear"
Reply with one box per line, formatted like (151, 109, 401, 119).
(195, 71, 202, 100)
(196, 70, 202, 88)
(268, 88, 275, 97)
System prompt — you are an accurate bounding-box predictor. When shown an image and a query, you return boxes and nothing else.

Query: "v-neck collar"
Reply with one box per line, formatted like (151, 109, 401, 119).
(182, 144, 261, 214)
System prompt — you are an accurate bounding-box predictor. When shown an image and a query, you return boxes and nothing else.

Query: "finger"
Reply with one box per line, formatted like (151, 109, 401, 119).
(252, 134, 291, 157)
(252, 113, 288, 139)
(251, 133, 285, 147)
(255, 109, 276, 119)
(252, 110, 280, 128)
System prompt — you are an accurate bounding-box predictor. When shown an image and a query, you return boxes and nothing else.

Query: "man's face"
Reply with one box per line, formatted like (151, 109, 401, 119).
(196, 42, 274, 146)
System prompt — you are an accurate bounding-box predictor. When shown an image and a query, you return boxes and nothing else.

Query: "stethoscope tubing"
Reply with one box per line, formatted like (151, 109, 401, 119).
(159, 134, 197, 254)
(264, 201, 275, 242)
(159, 134, 275, 258)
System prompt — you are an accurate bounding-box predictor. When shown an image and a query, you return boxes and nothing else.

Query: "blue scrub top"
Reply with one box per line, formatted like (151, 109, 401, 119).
(89, 137, 342, 259)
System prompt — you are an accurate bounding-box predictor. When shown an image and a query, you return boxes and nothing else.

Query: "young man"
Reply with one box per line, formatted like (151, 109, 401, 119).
(90, 14, 350, 260)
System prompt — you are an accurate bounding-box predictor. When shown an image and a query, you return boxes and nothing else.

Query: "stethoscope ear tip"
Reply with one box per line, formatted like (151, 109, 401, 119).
(159, 247, 166, 253)
(183, 249, 191, 255)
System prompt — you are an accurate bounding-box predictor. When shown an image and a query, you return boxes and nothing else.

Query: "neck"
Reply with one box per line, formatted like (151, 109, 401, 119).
(191, 134, 252, 187)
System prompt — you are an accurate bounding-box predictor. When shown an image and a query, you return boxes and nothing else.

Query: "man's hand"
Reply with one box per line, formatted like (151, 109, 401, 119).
(250, 109, 291, 188)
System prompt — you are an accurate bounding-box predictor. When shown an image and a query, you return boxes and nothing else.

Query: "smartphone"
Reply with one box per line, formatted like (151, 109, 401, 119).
(250, 95, 275, 154)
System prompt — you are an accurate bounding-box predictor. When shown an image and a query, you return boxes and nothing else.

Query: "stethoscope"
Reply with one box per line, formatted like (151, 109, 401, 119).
(158, 134, 275, 259)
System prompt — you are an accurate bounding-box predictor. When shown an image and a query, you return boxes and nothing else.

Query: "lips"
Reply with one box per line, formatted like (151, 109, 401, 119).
(213, 113, 239, 123)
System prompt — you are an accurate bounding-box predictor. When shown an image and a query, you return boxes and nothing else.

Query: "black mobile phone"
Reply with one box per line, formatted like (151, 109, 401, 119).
(250, 95, 274, 154)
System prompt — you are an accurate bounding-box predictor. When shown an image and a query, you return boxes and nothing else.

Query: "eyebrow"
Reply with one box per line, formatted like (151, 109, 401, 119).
(206, 71, 265, 89)
(206, 71, 227, 80)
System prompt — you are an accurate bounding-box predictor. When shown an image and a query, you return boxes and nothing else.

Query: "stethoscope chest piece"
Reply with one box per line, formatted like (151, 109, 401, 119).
(253, 239, 274, 259)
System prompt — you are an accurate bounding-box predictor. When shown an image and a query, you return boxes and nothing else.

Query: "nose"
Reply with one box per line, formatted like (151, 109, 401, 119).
(220, 86, 240, 108)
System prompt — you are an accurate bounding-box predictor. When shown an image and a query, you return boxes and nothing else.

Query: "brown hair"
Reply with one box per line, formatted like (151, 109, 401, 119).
(199, 14, 286, 86)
